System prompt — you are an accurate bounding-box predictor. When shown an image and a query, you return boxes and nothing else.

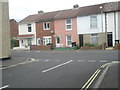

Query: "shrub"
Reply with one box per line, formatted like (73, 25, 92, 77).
(84, 43, 95, 46)
(11, 38, 17, 49)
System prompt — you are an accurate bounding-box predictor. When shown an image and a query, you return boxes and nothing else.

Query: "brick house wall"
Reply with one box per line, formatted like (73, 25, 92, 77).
(36, 20, 55, 47)
(10, 19, 18, 38)
(10, 19, 19, 47)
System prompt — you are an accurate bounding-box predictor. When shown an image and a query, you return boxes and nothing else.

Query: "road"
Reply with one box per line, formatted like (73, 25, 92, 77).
(2, 50, 119, 89)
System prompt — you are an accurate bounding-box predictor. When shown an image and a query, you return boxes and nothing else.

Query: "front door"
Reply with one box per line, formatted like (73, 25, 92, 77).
(21, 40, 24, 47)
(56, 37, 60, 47)
(28, 39, 32, 46)
(79, 34, 83, 47)
(107, 32, 113, 47)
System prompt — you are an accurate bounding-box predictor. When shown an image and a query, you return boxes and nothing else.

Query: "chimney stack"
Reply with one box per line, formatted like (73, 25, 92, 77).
(73, 4, 79, 9)
(38, 10, 44, 14)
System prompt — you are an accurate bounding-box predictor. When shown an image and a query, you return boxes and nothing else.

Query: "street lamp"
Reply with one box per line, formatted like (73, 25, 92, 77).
(100, 6, 103, 33)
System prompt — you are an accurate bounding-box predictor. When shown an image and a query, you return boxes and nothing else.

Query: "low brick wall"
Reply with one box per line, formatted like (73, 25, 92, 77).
(30, 45, 53, 50)
(80, 46, 102, 50)
(115, 44, 120, 50)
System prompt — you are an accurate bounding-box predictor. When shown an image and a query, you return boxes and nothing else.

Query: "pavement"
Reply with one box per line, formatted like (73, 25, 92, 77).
(1, 50, 120, 89)
(92, 60, 120, 89)
(99, 62, 119, 88)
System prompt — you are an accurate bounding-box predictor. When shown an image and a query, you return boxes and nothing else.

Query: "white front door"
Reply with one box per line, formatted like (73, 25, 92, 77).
(66, 35, 72, 47)
(56, 36, 60, 47)
(21, 40, 24, 47)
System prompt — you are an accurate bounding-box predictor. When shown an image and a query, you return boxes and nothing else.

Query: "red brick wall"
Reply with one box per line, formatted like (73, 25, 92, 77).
(30, 45, 52, 50)
(10, 19, 18, 38)
(36, 21, 55, 46)
(115, 44, 120, 49)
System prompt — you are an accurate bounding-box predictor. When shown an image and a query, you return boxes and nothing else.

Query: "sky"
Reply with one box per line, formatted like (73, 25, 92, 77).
(9, 0, 119, 21)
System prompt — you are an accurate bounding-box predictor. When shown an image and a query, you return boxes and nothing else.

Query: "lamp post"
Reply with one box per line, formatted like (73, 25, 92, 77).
(100, 6, 106, 49)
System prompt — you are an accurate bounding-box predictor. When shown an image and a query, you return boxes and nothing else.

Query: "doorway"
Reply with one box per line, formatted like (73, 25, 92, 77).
(107, 32, 113, 47)
(56, 36, 60, 47)
(79, 34, 83, 47)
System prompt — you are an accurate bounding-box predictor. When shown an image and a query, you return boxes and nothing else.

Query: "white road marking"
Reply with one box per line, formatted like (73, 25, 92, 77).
(88, 60, 96, 62)
(44, 59, 49, 62)
(78, 60, 85, 62)
(0, 85, 9, 89)
(56, 60, 60, 61)
(42, 60, 73, 73)
(100, 60, 108, 63)
(35, 51, 41, 52)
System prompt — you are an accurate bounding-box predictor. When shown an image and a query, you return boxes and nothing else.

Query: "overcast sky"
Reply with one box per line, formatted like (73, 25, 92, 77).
(9, 0, 119, 21)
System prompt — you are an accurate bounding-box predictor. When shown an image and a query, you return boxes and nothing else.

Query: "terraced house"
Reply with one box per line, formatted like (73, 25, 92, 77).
(77, 1, 120, 47)
(17, 1, 120, 50)
(17, 6, 80, 50)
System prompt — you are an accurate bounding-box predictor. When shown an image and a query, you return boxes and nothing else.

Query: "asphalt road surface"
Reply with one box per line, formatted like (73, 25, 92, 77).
(2, 50, 119, 89)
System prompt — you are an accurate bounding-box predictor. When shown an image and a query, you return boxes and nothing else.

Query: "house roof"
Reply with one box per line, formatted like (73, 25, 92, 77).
(54, 8, 80, 20)
(19, 11, 61, 24)
(19, 1, 120, 24)
(103, 1, 120, 12)
(10, 19, 17, 22)
(77, 4, 105, 16)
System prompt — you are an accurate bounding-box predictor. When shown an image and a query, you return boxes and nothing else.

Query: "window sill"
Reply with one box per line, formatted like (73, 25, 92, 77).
(90, 27, 98, 29)
(44, 29, 50, 30)
(66, 29, 72, 31)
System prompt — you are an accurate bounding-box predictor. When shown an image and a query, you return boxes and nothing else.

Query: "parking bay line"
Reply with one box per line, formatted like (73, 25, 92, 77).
(0, 85, 9, 90)
(42, 60, 73, 73)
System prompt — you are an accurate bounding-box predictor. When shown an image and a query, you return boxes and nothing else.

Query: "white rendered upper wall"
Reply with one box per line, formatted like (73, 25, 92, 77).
(77, 14, 105, 34)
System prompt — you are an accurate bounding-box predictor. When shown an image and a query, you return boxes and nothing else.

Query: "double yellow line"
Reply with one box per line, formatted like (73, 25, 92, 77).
(81, 61, 120, 90)
(81, 69, 101, 90)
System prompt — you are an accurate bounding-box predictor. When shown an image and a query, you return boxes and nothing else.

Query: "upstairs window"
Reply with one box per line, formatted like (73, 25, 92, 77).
(90, 15, 98, 28)
(28, 24, 32, 32)
(43, 22, 50, 30)
(66, 19, 72, 30)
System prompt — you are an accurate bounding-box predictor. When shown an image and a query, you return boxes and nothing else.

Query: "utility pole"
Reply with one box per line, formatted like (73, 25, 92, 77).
(100, 6, 106, 49)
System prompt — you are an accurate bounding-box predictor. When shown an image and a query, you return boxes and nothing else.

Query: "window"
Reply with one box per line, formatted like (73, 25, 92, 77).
(21, 40, 23, 44)
(28, 39, 32, 46)
(91, 34, 98, 45)
(66, 19, 72, 30)
(43, 22, 50, 30)
(90, 15, 98, 28)
(37, 38, 40, 45)
(43, 36, 51, 45)
(28, 24, 32, 32)
(66, 36, 72, 46)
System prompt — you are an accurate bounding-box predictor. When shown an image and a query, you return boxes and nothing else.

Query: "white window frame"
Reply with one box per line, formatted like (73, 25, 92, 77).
(66, 35, 72, 47)
(43, 36, 52, 45)
(27, 24, 32, 32)
(90, 15, 98, 29)
(90, 34, 98, 45)
(37, 38, 41, 45)
(65, 19, 72, 30)
(43, 22, 50, 30)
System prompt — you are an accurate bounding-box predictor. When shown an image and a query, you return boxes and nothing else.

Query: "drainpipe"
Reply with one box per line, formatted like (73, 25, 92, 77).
(114, 11, 117, 44)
